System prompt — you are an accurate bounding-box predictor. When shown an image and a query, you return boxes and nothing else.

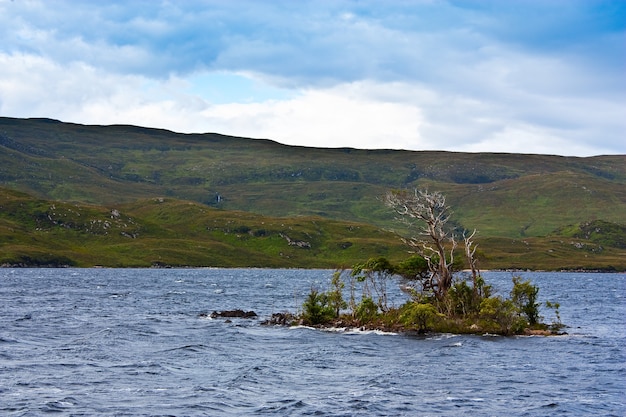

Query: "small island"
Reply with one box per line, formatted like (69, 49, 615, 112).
(265, 189, 565, 336)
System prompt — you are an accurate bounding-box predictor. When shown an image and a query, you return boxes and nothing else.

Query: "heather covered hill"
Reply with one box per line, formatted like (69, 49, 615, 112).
(0, 187, 408, 268)
(0, 188, 623, 270)
(0, 117, 624, 269)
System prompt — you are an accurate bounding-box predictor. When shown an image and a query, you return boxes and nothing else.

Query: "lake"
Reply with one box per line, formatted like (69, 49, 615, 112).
(1, 268, 624, 416)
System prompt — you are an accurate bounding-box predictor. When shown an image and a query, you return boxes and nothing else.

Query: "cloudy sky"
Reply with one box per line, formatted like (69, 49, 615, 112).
(1, 0, 624, 156)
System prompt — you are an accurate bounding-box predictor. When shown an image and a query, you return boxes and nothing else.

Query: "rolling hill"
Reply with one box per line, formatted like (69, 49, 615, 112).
(0, 117, 624, 269)
(0, 187, 623, 270)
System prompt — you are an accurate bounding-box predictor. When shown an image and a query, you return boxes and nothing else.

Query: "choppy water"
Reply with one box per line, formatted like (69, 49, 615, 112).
(1, 268, 624, 416)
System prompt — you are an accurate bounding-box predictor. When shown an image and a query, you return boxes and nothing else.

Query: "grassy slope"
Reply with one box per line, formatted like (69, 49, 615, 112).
(2, 118, 623, 217)
(1, 187, 623, 271)
(0, 117, 624, 269)
(0, 188, 409, 268)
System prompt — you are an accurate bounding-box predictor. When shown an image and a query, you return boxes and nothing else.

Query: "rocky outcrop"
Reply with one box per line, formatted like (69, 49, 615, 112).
(261, 312, 298, 326)
(207, 309, 258, 319)
(279, 233, 311, 249)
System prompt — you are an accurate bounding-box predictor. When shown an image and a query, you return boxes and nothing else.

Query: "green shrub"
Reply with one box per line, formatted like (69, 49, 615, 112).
(479, 296, 526, 335)
(511, 276, 540, 325)
(355, 297, 379, 324)
(545, 300, 565, 332)
(400, 302, 440, 333)
(446, 275, 492, 317)
(327, 271, 347, 317)
(301, 288, 336, 325)
(448, 280, 474, 316)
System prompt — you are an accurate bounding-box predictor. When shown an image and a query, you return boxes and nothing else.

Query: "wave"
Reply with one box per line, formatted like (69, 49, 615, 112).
(289, 325, 398, 336)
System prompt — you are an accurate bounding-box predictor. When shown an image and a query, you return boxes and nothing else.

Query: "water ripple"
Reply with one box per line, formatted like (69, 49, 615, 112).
(0, 269, 624, 416)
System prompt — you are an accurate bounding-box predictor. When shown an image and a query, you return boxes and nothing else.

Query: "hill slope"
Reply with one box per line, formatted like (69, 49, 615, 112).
(0, 117, 624, 268)
(1, 188, 623, 270)
(0, 187, 408, 268)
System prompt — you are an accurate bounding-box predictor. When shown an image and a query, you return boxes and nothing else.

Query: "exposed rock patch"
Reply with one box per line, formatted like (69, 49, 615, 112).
(279, 233, 311, 249)
(206, 309, 258, 319)
(261, 312, 298, 326)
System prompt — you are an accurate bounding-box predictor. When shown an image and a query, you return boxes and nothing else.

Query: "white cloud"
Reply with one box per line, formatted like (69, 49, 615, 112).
(0, 0, 624, 156)
(200, 83, 425, 150)
(459, 124, 612, 157)
(0, 53, 424, 150)
(1, 51, 623, 156)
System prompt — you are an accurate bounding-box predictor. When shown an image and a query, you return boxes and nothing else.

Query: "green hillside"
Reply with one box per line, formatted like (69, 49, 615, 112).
(1, 187, 623, 270)
(0, 117, 624, 270)
(0, 187, 409, 268)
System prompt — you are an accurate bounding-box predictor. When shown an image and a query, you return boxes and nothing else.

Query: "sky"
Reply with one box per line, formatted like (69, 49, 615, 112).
(0, 0, 624, 156)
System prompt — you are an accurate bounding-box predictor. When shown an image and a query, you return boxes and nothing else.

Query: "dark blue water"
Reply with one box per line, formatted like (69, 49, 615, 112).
(1, 269, 624, 416)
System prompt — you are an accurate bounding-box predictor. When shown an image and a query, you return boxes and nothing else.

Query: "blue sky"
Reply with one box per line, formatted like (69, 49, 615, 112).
(1, 0, 624, 156)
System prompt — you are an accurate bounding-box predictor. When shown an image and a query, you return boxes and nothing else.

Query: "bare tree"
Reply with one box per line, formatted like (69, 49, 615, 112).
(385, 189, 457, 301)
(463, 229, 479, 286)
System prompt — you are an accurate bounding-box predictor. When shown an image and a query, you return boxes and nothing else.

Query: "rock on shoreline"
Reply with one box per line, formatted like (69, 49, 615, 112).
(200, 310, 258, 319)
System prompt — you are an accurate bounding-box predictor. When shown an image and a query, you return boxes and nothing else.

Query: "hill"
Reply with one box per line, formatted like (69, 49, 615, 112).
(0, 188, 623, 270)
(0, 187, 408, 268)
(0, 117, 624, 269)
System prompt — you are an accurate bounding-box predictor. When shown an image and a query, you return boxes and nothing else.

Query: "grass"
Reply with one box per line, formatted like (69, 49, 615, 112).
(1, 117, 624, 270)
(0, 188, 410, 268)
(0, 187, 623, 270)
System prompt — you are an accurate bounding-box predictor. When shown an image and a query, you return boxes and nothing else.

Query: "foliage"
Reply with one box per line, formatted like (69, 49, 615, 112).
(351, 257, 395, 312)
(301, 288, 336, 325)
(448, 280, 475, 316)
(553, 220, 626, 249)
(355, 297, 379, 324)
(300, 271, 348, 326)
(400, 302, 441, 333)
(327, 271, 348, 317)
(291, 188, 564, 335)
(479, 296, 526, 335)
(296, 258, 552, 335)
(511, 276, 540, 325)
(290, 189, 565, 335)
(394, 255, 430, 281)
(545, 301, 565, 332)
(447, 275, 492, 317)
